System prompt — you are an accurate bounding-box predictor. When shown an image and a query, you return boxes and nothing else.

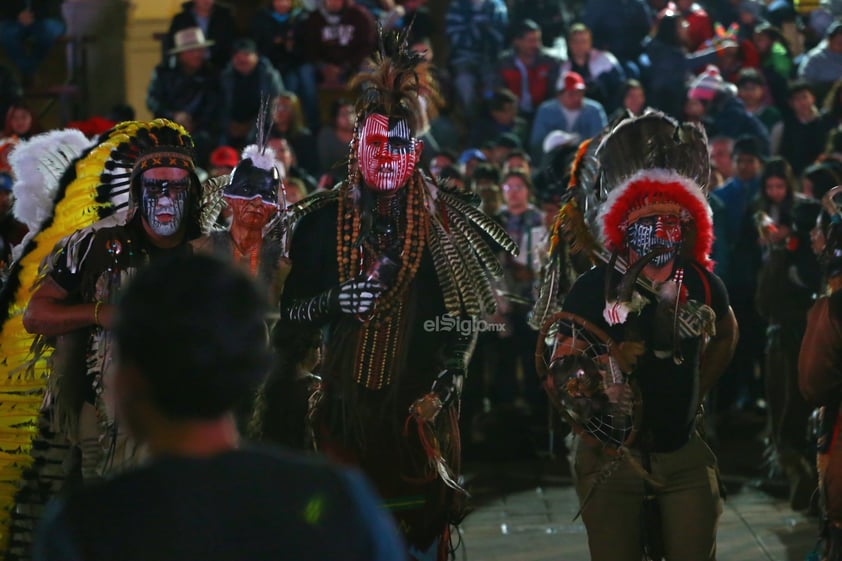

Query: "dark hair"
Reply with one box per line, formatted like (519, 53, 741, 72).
(512, 18, 540, 39)
(788, 79, 814, 98)
(757, 156, 797, 222)
(501, 168, 533, 191)
(803, 161, 842, 201)
(438, 164, 465, 183)
(330, 98, 353, 124)
(732, 135, 764, 160)
(753, 23, 792, 58)
(504, 148, 531, 164)
(471, 162, 501, 183)
(108, 103, 136, 123)
(823, 79, 842, 122)
(489, 88, 518, 112)
(620, 78, 644, 98)
(736, 67, 766, 88)
(653, 12, 683, 48)
(113, 254, 271, 420)
(761, 157, 796, 194)
(431, 149, 458, 165)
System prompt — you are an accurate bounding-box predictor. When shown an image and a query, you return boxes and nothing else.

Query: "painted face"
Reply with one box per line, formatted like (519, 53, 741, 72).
(358, 114, 419, 191)
(140, 168, 190, 237)
(626, 214, 683, 268)
(224, 196, 277, 230)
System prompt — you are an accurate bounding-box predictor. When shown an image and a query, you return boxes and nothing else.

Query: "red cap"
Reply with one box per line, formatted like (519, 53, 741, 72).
(210, 146, 239, 168)
(558, 71, 586, 93)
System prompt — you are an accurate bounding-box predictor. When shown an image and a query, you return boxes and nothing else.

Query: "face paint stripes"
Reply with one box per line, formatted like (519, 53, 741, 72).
(142, 183, 188, 237)
(358, 114, 417, 191)
(627, 215, 682, 267)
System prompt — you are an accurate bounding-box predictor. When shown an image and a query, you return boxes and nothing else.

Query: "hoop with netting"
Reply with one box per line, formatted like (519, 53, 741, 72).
(535, 311, 642, 450)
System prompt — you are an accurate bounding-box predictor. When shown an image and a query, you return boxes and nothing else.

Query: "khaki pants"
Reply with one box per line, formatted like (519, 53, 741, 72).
(574, 432, 723, 561)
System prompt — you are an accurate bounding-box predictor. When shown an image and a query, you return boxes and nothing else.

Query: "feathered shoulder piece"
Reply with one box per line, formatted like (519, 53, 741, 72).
(348, 26, 438, 135)
(424, 176, 517, 317)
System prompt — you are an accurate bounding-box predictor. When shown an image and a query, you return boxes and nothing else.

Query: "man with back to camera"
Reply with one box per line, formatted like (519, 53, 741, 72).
(33, 253, 407, 561)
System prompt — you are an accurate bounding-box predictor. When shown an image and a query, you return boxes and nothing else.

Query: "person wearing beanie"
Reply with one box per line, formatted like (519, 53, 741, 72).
(688, 65, 771, 156)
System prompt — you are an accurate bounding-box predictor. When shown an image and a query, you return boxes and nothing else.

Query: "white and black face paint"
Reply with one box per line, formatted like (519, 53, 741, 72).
(141, 178, 189, 237)
(358, 114, 418, 191)
(626, 214, 683, 268)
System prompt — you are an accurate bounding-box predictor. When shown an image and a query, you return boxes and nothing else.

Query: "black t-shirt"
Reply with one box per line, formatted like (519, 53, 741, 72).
(34, 447, 406, 561)
(562, 261, 729, 452)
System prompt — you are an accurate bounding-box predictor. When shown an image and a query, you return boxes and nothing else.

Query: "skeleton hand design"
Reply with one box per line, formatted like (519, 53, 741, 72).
(282, 278, 384, 322)
(334, 279, 384, 315)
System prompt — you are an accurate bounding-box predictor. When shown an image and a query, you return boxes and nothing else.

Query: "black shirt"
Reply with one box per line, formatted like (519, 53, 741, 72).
(34, 447, 407, 561)
(563, 261, 729, 452)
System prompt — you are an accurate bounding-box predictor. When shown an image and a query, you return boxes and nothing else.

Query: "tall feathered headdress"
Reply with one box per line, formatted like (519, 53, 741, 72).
(348, 26, 440, 137)
(594, 112, 714, 269)
(0, 119, 204, 557)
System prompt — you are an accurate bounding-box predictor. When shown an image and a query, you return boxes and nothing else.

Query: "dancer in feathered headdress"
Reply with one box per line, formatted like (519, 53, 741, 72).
(0, 119, 211, 559)
(535, 112, 738, 560)
(272, 27, 516, 560)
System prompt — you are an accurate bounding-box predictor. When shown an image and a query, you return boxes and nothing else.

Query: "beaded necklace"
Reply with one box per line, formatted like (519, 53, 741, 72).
(336, 171, 429, 389)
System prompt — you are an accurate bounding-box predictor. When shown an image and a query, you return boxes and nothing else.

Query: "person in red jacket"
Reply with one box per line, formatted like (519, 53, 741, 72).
(496, 19, 560, 122)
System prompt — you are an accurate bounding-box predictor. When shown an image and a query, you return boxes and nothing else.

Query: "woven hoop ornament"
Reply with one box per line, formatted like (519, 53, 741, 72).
(535, 311, 642, 450)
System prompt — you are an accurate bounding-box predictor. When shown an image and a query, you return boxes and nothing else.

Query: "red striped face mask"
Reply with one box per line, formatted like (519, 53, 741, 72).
(358, 114, 421, 192)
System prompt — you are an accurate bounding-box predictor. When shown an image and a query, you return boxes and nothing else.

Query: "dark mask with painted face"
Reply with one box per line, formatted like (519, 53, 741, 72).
(141, 176, 190, 237)
(225, 158, 281, 206)
(358, 114, 419, 192)
(626, 214, 683, 268)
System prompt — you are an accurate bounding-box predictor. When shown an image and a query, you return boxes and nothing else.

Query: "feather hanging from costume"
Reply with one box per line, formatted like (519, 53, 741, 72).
(200, 174, 230, 234)
(0, 119, 193, 558)
(428, 183, 517, 317)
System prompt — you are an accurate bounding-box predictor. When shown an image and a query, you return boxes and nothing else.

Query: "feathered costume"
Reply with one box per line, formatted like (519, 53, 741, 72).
(534, 112, 731, 560)
(275, 30, 516, 559)
(0, 120, 210, 560)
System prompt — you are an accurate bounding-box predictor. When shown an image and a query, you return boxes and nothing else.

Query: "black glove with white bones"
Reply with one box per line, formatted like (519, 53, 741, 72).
(282, 278, 384, 322)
